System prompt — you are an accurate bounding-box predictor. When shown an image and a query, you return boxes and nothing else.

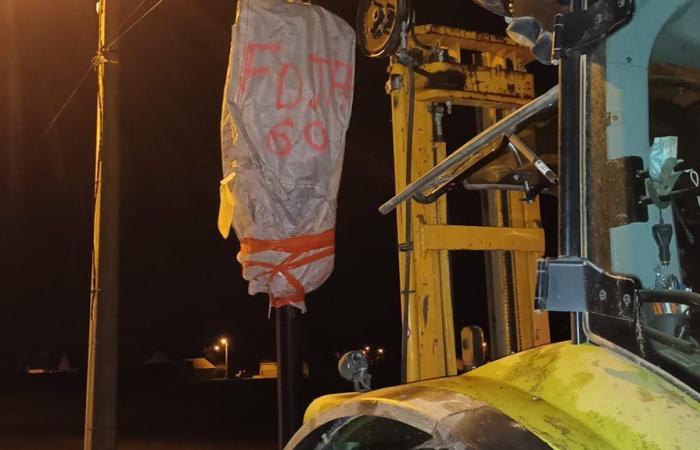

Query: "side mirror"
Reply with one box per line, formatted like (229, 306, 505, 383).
(338, 351, 372, 392)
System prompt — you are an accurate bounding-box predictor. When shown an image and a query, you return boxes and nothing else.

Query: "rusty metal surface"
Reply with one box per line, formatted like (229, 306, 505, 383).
(414, 25, 534, 65)
(386, 26, 542, 383)
(388, 55, 457, 383)
(418, 224, 545, 252)
(415, 62, 535, 107)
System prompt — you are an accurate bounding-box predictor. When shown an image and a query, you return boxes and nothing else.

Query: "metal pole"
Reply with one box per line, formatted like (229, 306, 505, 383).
(224, 341, 229, 379)
(558, 0, 587, 344)
(84, 1, 120, 449)
(276, 305, 303, 449)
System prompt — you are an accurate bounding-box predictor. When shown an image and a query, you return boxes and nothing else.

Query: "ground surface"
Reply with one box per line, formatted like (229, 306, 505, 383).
(0, 371, 348, 449)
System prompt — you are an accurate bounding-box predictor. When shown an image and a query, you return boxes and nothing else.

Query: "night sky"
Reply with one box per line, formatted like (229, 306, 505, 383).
(1, 0, 556, 375)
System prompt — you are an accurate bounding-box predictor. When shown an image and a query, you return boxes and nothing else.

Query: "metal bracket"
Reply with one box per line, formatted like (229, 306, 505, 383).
(536, 257, 638, 320)
(94, 48, 119, 65)
(552, 0, 634, 58)
(599, 156, 649, 227)
(638, 161, 700, 210)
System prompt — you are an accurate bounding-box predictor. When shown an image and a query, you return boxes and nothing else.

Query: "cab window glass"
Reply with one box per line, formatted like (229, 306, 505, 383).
(294, 415, 432, 450)
(586, 53, 700, 394)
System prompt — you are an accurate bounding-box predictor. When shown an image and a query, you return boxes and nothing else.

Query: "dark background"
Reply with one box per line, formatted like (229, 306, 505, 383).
(1, 0, 558, 384)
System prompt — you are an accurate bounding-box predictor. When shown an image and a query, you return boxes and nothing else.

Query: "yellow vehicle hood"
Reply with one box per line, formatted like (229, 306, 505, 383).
(299, 342, 700, 450)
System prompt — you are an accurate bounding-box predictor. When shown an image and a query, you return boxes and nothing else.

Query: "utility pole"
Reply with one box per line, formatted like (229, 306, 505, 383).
(84, 1, 120, 449)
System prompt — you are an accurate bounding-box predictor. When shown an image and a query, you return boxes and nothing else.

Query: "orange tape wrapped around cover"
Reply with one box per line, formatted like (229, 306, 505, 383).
(240, 230, 335, 309)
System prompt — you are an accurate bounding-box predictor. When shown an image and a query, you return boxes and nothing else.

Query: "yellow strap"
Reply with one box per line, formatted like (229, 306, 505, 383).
(218, 183, 234, 239)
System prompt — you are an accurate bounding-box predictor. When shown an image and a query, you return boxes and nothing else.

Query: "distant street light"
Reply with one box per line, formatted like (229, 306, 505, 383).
(213, 345, 220, 352)
(220, 338, 230, 379)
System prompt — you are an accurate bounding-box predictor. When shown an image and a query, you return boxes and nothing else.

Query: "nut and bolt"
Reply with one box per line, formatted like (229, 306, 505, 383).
(622, 293, 632, 307)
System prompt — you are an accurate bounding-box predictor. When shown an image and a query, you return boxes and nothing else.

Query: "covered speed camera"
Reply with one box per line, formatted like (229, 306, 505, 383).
(218, 0, 356, 312)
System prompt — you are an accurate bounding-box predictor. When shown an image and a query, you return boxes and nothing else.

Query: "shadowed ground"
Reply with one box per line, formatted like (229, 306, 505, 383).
(0, 371, 349, 449)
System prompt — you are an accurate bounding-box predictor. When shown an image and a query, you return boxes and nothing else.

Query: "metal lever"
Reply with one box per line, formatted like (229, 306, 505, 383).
(507, 134, 558, 184)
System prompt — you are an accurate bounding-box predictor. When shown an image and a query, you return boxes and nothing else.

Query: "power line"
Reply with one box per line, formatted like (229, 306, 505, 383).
(105, 0, 165, 50)
(36, 0, 166, 141)
(38, 62, 96, 141)
(118, 0, 150, 31)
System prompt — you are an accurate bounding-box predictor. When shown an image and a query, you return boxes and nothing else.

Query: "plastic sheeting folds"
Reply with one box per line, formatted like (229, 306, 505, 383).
(219, 0, 355, 311)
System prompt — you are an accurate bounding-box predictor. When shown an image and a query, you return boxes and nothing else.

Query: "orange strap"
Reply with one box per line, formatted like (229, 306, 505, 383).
(240, 229, 335, 308)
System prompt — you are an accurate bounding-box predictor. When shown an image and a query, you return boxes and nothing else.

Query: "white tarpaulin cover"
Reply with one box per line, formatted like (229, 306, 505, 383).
(218, 0, 355, 311)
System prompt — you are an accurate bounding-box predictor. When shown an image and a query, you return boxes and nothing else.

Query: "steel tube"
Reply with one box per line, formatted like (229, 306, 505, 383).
(276, 305, 303, 449)
(559, 0, 587, 344)
(379, 85, 559, 215)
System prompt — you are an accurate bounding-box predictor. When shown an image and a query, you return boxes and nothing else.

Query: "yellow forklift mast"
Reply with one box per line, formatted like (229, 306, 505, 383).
(387, 25, 550, 381)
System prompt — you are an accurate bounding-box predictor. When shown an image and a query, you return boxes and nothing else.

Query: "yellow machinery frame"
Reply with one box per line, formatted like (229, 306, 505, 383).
(388, 26, 550, 381)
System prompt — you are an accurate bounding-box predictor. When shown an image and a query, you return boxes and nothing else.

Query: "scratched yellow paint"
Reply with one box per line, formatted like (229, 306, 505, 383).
(304, 342, 700, 449)
(442, 342, 700, 450)
(303, 392, 358, 424)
